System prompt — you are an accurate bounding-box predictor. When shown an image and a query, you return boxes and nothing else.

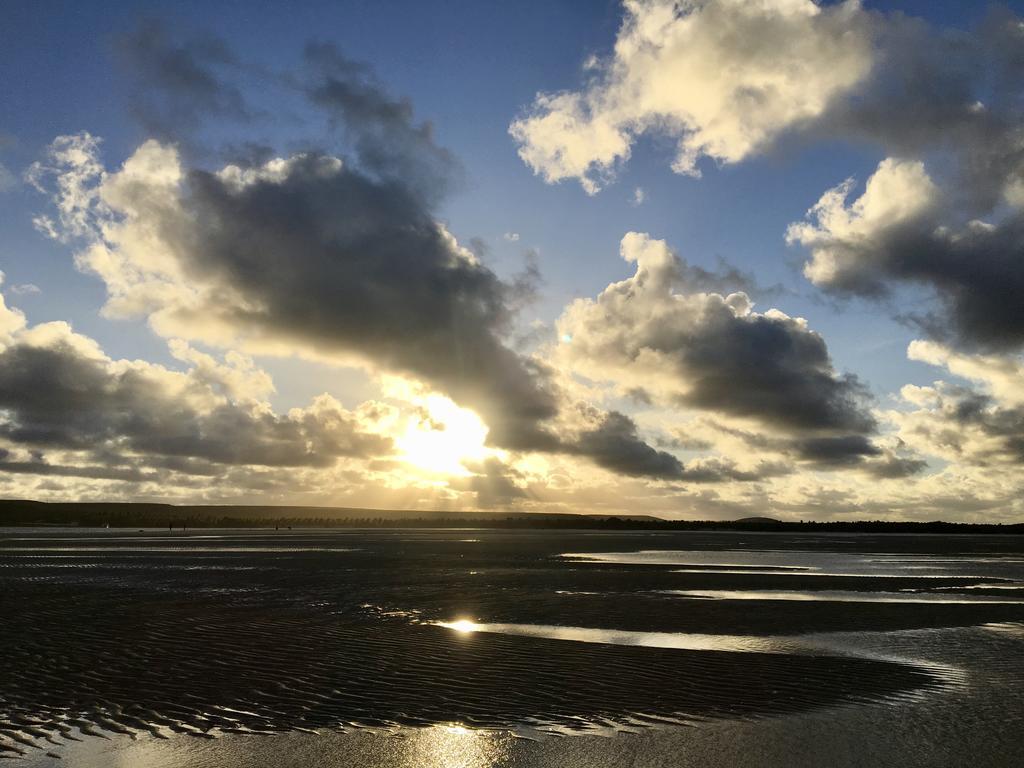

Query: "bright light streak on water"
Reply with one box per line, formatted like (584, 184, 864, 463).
(660, 589, 1024, 604)
(435, 620, 804, 654)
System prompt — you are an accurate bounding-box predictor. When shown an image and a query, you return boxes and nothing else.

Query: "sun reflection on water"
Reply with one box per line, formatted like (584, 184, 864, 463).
(34, 724, 513, 768)
(402, 723, 509, 768)
(439, 619, 480, 634)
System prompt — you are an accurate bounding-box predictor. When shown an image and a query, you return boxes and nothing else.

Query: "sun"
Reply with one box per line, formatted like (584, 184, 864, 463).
(395, 393, 489, 476)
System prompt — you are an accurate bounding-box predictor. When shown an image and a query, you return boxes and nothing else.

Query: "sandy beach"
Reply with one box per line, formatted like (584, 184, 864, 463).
(2, 528, 1023, 766)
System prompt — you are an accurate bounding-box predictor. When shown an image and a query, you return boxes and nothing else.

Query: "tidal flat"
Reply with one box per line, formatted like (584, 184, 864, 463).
(2, 528, 1022, 767)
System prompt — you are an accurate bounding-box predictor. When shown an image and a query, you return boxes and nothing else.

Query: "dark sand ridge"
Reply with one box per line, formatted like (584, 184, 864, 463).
(2, 529, 1023, 760)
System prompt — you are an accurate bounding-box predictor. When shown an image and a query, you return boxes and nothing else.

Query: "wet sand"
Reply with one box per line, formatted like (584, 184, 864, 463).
(1, 528, 1022, 765)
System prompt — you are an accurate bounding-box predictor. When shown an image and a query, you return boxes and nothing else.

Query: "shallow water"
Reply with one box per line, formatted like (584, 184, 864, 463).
(2, 528, 1022, 766)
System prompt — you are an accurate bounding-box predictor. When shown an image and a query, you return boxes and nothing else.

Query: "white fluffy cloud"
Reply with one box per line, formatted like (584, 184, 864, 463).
(907, 341, 1024, 407)
(0, 274, 27, 344)
(510, 0, 873, 192)
(787, 158, 939, 291)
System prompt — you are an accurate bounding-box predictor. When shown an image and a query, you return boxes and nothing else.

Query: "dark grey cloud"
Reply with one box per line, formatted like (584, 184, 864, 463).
(708, 421, 926, 476)
(792, 435, 880, 467)
(0, 450, 159, 482)
(179, 153, 561, 451)
(86, 37, 566, 452)
(558, 233, 878, 471)
(557, 233, 876, 475)
(806, 209, 1024, 352)
(864, 454, 929, 479)
(676, 458, 792, 484)
(571, 410, 684, 479)
(898, 220, 1024, 352)
(675, 307, 876, 434)
(0, 338, 389, 472)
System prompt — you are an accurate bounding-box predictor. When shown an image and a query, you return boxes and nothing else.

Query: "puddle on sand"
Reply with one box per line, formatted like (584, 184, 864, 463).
(561, 550, 1020, 580)
(658, 589, 1024, 605)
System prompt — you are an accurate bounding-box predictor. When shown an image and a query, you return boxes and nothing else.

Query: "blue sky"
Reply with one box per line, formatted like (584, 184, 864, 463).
(2, 1, 1024, 519)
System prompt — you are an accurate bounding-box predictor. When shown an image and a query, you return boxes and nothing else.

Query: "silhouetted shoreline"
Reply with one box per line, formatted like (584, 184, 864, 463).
(1, 499, 1020, 533)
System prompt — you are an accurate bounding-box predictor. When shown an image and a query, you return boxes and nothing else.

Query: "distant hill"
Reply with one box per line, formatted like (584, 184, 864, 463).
(733, 516, 783, 525)
(0, 499, 661, 529)
(0, 499, 1021, 533)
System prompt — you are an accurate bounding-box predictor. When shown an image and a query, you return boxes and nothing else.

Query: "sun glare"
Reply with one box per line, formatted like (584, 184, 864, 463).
(395, 394, 489, 476)
(439, 619, 480, 634)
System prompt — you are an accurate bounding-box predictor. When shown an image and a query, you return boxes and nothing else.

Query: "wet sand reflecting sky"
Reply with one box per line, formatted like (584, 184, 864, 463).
(2, 528, 1023, 767)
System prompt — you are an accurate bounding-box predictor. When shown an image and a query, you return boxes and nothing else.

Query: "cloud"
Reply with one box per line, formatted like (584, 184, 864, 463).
(768, 8, 1024, 354)
(791, 434, 879, 467)
(907, 340, 1024, 407)
(7, 283, 40, 295)
(788, 158, 939, 295)
(892, 382, 1024, 468)
(2, 290, 528, 506)
(116, 20, 252, 142)
(29, 50, 680, 479)
(556, 233, 875, 437)
(675, 456, 791, 483)
(304, 43, 461, 204)
(0, 276, 28, 344)
(815, 7, 1024, 212)
(570, 407, 684, 479)
(511, 2, 1024, 202)
(514, 0, 1024, 365)
(510, 0, 873, 192)
(703, 419, 923, 477)
(25, 133, 107, 242)
(886, 339, 1024, 468)
(459, 457, 528, 507)
(0, 452, 162, 483)
(789, 158, 1024, 351)
(863, 453, 928, 480)
(31, 135, 560, 453)
(0, 314, 392, 483)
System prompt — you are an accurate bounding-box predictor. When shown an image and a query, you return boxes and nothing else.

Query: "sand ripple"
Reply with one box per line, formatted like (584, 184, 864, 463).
(2, 529, 1022, 758)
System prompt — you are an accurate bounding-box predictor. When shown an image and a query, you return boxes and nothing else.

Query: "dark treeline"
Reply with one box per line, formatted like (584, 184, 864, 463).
(0, 499, 1021, 533)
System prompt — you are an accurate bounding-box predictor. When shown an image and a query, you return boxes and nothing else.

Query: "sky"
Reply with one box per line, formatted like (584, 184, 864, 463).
(1, 0, 1023, 521)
